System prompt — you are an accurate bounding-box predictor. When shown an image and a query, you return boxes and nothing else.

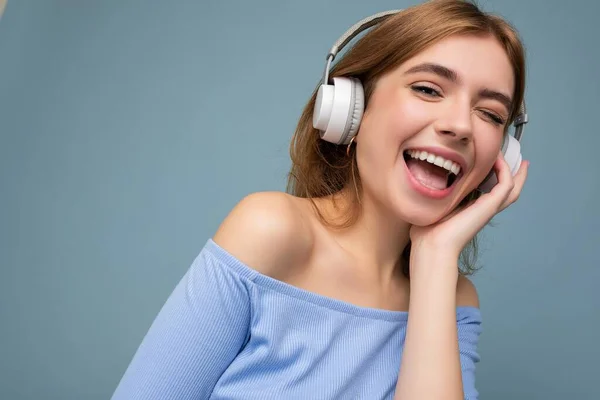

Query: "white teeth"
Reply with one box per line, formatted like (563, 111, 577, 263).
(433, 156, 445, 167)
(407, 150, 462, 176)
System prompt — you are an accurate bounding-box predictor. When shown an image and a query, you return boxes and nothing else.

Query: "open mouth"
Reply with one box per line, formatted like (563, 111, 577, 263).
(402, 149, 463, 191)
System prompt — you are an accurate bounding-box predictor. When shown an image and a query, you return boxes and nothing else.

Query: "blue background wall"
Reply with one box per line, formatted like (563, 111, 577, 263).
(1, 0, 598, 399)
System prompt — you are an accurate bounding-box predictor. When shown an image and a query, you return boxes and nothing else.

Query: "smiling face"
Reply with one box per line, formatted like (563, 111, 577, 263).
(355, 33, 515, 226)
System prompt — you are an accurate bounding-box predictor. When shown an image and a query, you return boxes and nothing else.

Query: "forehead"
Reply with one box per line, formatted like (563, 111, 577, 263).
(399, 34, 514, 94)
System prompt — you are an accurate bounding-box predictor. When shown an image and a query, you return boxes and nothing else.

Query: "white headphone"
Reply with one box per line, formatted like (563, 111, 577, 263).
(312, 10, 529, 193)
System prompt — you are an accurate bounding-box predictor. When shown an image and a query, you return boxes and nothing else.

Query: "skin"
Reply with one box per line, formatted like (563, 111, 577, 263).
(214, 33, 529, 399)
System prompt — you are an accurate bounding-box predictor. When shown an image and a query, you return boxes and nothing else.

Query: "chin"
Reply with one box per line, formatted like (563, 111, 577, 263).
(393, 201, 451, 227)
(359, 145, 483, 227)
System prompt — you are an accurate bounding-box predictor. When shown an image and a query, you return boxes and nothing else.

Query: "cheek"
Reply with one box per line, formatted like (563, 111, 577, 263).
(386, 92, 430, 132)
(364, 102, 429, 156)
(357, 88, 431, 169)
(481, 133, 504, 162)
(472, 133, 504, 179)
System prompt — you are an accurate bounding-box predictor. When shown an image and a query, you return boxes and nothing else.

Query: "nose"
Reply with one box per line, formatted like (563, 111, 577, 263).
(433, 99, 473, 144)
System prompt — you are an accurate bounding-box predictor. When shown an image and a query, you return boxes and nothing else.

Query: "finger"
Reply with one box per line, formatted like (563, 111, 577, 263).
(437, 153, 511, 225)
(500, 160, 529, 210)
(433, 154, 522, 242)
(445, 153, 515, 230)
(488, 151, 515, 205)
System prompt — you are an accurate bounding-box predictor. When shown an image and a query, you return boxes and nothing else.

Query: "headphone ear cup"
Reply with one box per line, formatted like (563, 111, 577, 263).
(313, 84, 334, 132)
(478, 135, 522, 193)
(345, 77, 364, 142)
(503, 135, 523, 175)
(313, 77, 365, 145)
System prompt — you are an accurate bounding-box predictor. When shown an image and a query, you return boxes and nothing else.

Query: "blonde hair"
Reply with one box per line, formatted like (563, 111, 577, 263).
(286, 0, 526, 276)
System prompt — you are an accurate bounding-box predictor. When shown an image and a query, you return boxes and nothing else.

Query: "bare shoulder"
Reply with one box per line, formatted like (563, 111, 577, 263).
(212, 191, 314, 279)
(456, 275, 480, 308)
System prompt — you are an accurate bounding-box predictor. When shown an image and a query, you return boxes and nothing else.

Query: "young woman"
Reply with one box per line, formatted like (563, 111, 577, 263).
(112, 0, 529, 399)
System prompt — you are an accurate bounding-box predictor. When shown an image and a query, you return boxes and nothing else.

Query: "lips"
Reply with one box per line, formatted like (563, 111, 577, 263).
(402, 147, 467, 199)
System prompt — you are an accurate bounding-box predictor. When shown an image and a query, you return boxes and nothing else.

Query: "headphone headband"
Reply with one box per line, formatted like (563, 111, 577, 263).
(514, 102, 528, 140)
(323, 10, 403, 89)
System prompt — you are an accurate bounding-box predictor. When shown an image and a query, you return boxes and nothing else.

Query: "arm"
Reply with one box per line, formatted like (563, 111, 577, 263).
(111, 243, 252, 400)
(394, 154, 527, 400)
(112, 192, 311, 400)
(394, 256, 480, 400)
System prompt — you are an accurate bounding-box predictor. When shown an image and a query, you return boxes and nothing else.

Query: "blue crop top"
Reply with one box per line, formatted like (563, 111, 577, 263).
(112, 239, 482, 399)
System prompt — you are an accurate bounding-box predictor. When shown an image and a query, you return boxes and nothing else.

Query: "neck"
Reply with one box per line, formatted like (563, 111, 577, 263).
(321, 187, 411, 284)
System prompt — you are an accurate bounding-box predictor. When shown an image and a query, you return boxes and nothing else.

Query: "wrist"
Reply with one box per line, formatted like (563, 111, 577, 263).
(410, 238, 461, 261)
(408, 246, 460, 283)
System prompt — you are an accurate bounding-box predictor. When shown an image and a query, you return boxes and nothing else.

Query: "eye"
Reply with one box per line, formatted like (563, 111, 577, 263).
(479, 109, 506, 126)
(411, 84, 442, 98)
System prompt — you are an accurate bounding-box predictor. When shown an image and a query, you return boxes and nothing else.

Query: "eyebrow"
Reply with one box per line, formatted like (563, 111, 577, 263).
(478, 88, 513, 114)
(404, 62, 513, 113)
